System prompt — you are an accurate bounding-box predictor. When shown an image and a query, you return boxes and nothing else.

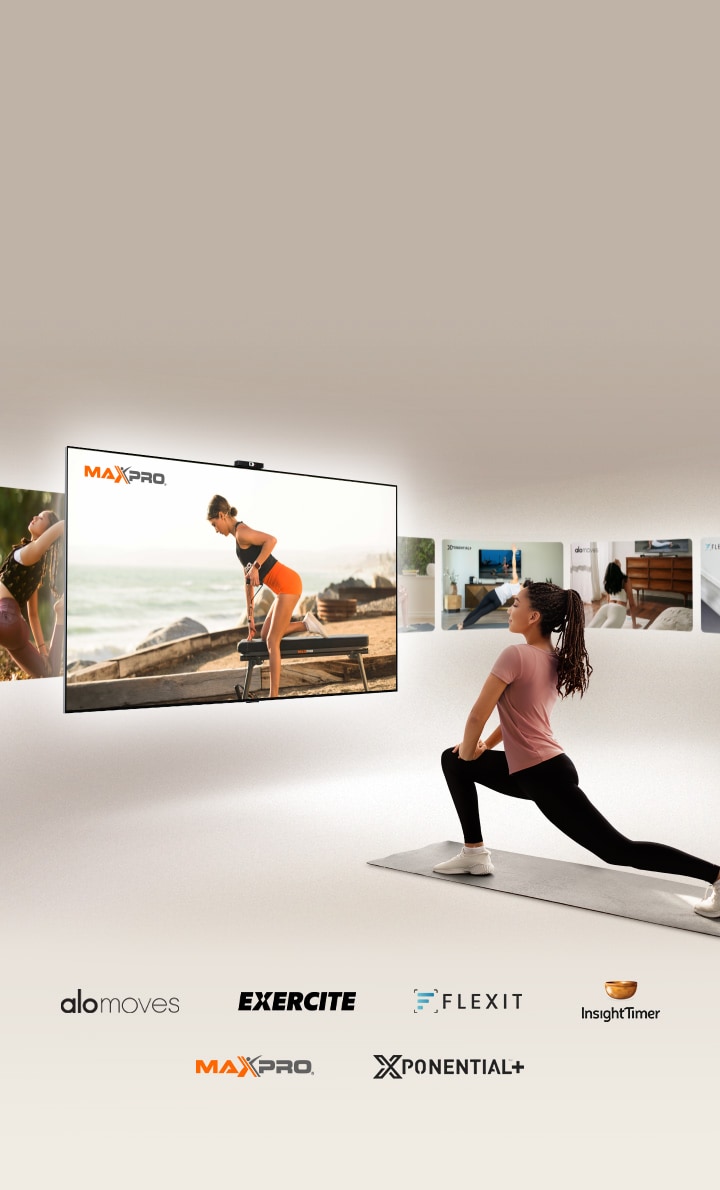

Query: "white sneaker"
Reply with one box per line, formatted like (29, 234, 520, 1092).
(694, 880, 720, 918)
(432, 848, 494, 876)
(303, 611, 328, 637)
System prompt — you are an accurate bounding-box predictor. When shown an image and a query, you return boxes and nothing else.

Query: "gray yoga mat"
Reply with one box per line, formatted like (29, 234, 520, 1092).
(368, 842, 720, 936)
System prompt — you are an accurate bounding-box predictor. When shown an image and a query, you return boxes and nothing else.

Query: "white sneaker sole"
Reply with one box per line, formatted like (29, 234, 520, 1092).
(304, 614, 327, 637)
(432, 860, 494, 876)
(693, 903, 720, 918)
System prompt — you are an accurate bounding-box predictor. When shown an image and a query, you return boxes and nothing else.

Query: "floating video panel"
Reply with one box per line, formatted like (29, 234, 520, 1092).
(65, 448, 397, 711)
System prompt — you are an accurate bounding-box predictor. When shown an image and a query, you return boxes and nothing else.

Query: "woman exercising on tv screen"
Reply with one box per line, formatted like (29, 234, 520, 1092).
(207, 494, 325, 699)
(435, 581, 720, 919)
(458, 547, 525, 630)
(0, 511, 64, 679)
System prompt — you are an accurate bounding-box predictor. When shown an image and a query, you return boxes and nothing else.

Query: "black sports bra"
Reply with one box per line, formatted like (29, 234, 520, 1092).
(234, 523, 277, 583)
(0, 548, 45, 604)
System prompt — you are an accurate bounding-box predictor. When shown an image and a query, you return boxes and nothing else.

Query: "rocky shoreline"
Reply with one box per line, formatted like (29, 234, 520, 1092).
(68, 575, 396, 675)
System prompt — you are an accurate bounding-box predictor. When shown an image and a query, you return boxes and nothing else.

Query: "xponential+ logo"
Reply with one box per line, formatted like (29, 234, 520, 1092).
(83, 463, 166, 486)
(374, 1055, 524, 1079)
(60, 989, 179, 1014)
(196, 1056, 313, 1077)
(238, 991, 356, 1012)
(414, 989, 522, 1013)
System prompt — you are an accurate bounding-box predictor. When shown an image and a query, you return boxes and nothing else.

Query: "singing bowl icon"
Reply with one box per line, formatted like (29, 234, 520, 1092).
(604, 981, 637, 1000)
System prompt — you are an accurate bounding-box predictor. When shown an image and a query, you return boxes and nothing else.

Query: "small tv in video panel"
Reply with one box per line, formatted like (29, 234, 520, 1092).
(65, 448, 397, 711)
(478, 548, 522, 581)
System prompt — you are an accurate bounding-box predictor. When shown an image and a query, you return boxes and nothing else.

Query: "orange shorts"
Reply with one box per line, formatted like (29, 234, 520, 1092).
(263, 560, 302, 597)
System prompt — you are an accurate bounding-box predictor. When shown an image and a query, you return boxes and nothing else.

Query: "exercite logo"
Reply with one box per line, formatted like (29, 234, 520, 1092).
(83, 463, 166, 486)
(237, 991, 356, 1012)
(374, 1054, 524, 1079)
(60, 989, 179, 1014)
(196, 1056, 313, 1077)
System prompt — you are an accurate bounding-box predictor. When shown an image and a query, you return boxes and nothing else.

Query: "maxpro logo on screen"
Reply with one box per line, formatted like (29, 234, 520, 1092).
(196, 1056, 313, 1077)
(83, 463, 166, 486)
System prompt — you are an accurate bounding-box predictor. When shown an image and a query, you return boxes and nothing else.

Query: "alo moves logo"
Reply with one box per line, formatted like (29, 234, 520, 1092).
(61, 989, 179, 1014)
(84, 463, 166, 486)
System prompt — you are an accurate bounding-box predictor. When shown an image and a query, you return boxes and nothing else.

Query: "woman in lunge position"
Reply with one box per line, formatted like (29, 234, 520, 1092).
(0, 510, 65, 678)
(207, 495, 326, 699)
(435, 582, 720, 918)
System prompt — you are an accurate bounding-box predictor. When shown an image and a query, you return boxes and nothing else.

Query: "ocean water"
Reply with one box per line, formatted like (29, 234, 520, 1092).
(66, 565, 340, 662)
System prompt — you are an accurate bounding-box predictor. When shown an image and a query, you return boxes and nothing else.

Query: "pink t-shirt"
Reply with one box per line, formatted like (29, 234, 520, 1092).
(490, 644, 564, 773)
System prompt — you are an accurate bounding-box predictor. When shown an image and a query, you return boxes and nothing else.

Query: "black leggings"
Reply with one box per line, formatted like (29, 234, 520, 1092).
(440, 748, 719, 884)
(462, 590, 501, 628)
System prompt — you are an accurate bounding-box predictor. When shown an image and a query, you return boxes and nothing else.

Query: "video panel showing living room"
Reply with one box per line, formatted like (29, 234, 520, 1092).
(398, 537, 435, 632)
(569, 539, 693, 631)
(441, 540, 563, 630)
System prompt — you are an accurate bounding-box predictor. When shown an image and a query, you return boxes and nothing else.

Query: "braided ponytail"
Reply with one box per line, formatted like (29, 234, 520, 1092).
(526, 582, 593, 698)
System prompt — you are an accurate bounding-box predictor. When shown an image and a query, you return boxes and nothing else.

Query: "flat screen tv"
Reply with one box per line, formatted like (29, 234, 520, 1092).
(64, 447, 397, 711)
(477, 549, 521, 581)
(634, 539, 691, 555)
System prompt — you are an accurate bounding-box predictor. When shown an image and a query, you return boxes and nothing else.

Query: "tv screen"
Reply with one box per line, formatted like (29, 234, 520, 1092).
(64, 448, 397, 711)
(634, 539, 691, 554)
(477, 549, 521, 581)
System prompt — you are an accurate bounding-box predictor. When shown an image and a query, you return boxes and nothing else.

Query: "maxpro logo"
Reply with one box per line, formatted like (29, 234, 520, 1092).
(196, 1056, 313, 1077)
(83, 463, 166, 486)
(374, 1055, 524, 1079)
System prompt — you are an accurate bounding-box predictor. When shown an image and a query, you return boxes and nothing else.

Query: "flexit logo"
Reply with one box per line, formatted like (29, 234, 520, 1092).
(373, 1054, 524, 1079)
(195, 1056, 313, 1077)
(415, 991, 523, 1012)
(415, 990, 437, 1013)
(83, 464, 166, 486)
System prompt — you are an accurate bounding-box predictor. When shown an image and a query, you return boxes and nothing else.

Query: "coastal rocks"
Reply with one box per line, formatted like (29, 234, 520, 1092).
(66, 659, 100, 677)
(236, 587, 275, 625)
(354, 595, 397, 615)
(135, 618, 208, 651)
